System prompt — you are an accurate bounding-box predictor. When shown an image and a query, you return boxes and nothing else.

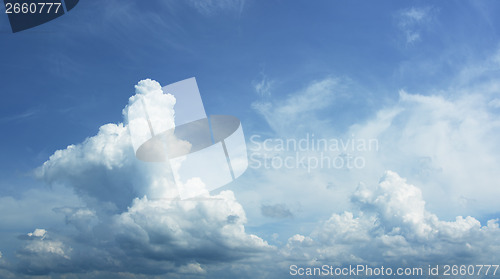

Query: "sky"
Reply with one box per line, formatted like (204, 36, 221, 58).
(1, 0, 500, 278)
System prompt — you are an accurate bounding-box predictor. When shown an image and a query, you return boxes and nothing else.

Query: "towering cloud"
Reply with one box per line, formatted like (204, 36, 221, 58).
(8, 79, 273, 276)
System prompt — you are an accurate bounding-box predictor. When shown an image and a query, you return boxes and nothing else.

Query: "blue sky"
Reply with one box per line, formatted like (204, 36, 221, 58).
(1, 1, 500, 278)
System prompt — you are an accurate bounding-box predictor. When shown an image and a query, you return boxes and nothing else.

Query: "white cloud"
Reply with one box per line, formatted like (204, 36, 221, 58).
(23, 239, 70, 260)
(243, 63, 500, 272)
(401, 7, 428, 22)
(3, 79, 273, 277)
(489, 98, 500, 108)
(396, 6, 434, 44)
(114, 191, 272, 261)
(0, 108, 39, 123)
(54, 207, 98, 234)
(282, 171, 500, 265)
(0, 184, 82, 231)
(353, 171, 432, 239)
(253, 74, 273, 97)
(178, 262, 206, 274)
(453, 47, 500, 88)
(126, 78, 177, 153)
(188, 0, 245, 16)
(36, 122, 139, 212)
(252, 77, 348, 135)
(11, 229, 73, 275)
(4, 68, 500, 277)
(36, 79, 181, 211)
(245, 69, 498, 229)
(349, 89, 500, 218)
(27, 229, 46, 239)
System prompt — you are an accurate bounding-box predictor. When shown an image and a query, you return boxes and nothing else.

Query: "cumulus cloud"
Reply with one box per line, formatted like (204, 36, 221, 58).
(282, 171, 500, 266)
(10, 229, 73, 275)
(27, 229, 47, 239)
(36, 122, 137, 212)
(22, 238, 69, 260)
(36, 78, 182, 212)
(4, 72, 500, 278)
(115, 191, 271, 263)
(178, 262, 206, 275)
(246, 71, 497, 227)
(54, 207, 98, 234)
(244, 69, 500, 274)
(126, 78, 177, 155)
(2, 79, 272, 277)
(349, 89, 500, 217)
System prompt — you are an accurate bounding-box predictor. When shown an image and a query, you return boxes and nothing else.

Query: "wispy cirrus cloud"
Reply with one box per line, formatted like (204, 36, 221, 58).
(187, 0, 245, 16)
(396, 6, 436, 44)
(0, 109, 40, 123)
(253, 73, 274, 97)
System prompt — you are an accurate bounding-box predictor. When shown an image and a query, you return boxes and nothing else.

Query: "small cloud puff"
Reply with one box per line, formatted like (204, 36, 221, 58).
(396, 6, 435, 44)
(27, 228, 47, 239)
(261, 204, 293, 219)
